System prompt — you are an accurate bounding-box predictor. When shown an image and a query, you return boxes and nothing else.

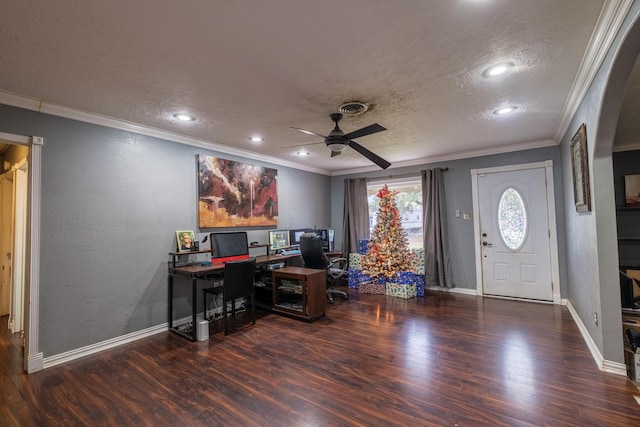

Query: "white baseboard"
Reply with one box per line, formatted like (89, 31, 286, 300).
(42, 323, 168, 369)
(566, 300, 626, 376)
(426, 285, 477, 296)
(26, 353, 44, 373)
(41, 300, 248, 369)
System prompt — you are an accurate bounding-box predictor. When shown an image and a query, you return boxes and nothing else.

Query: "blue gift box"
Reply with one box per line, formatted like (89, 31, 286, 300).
(415, 274, 425, 297)
(347, 267, 426, 296)
(358, 239, 370, 255)
(347, 268, 386, 289)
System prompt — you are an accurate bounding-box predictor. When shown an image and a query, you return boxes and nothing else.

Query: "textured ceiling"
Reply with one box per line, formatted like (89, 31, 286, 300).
(1, 0, 636, 174)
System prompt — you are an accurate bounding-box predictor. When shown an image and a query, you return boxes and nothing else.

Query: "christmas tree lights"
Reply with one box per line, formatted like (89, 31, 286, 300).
(362, 185, 414, 278)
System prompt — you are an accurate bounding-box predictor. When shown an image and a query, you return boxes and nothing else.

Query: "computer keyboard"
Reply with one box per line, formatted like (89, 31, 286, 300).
(280, 249, 301, 256)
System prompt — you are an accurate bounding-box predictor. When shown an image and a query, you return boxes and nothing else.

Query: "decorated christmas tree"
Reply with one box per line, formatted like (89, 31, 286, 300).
(362, 185, 414, 279)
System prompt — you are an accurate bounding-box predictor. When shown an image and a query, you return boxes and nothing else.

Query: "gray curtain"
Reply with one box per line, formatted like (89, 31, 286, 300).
(342, 178, 370, 257)
(422, 168, 453, 287)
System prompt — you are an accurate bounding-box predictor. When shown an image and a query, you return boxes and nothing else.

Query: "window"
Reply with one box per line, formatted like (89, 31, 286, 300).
(367, 177, 423, 249)
(498, 187, 527, 251)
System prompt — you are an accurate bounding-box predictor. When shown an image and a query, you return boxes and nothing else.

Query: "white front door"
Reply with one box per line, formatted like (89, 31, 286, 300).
(474, 164, 554, 301)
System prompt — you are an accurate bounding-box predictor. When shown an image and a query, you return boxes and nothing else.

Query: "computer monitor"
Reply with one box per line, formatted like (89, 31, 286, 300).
(316, 229, 329, 251)
(620, 271, 637, 308)
(210, 231, 250, 263)
(268, 229, 290, 251)
(289, 228, 313, 246)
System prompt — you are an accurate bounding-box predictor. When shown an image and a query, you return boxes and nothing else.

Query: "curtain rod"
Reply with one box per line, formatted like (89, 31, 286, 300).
(365, 167, 448, 182)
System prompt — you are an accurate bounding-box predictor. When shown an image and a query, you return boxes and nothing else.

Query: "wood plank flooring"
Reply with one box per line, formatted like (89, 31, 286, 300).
(2, 289, 640, 426)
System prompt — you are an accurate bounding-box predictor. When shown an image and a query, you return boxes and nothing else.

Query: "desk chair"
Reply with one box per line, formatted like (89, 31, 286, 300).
(203, 258, 257, 335)
(299, 233, 348, 304)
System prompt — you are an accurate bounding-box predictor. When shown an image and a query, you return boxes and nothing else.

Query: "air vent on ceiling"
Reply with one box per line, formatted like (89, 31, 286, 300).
(338, 101, 369, 116)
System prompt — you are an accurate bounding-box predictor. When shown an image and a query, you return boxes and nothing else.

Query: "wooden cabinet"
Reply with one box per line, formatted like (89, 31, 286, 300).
(272, 267, 326, 321)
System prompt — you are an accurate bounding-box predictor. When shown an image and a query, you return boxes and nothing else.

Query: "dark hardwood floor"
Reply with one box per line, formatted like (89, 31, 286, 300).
(2, 289, 640, 426)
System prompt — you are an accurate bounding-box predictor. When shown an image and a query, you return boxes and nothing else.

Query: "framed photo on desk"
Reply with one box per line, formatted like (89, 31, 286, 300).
(176, 230, 196, 252)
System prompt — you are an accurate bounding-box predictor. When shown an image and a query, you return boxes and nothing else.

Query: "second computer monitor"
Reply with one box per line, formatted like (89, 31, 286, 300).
(289, 228, 313, 246)
(268, 229, 291, 251)
(315, 229, 335, 251)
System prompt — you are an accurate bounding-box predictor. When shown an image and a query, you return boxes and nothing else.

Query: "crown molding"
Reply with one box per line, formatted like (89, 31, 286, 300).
(332, 139, 557, 176)
(0, 91, 331, 176)
(613, 142, 640, 152)
(554, 0, 634, 142)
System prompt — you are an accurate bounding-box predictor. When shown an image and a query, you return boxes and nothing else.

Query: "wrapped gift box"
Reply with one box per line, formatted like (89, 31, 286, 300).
(386, 282, 417, 299)
(358, 239, 370, 255)
(348, 268, 369, 289)
(348, 269, 361, 288)
(349, 253, 363, 270)
(415, 274, 425, 297)
(411, 248, 425, 275)
(359, 281, 386, 295)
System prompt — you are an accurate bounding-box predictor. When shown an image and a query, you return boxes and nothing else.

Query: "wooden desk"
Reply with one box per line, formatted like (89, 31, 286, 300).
(167, 253, 302, 341)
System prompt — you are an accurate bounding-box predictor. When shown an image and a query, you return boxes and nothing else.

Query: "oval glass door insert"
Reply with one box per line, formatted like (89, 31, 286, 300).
(498, 187, 527, 251)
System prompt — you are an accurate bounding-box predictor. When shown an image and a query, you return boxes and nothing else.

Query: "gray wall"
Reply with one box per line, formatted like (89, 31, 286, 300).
(559, 3, 640, 363)
(0, 104, 330, 357)
(331, 146, 567, 293)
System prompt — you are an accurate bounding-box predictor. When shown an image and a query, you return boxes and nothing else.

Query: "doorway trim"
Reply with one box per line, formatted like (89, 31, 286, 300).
(471, 160, 561, 304)
(0, 131, 43, 372)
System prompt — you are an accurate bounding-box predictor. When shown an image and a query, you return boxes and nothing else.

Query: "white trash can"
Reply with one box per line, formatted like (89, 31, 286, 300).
(196, 317, 209, 341)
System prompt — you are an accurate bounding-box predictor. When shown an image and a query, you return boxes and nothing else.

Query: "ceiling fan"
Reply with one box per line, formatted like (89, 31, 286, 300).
(291, 113, 391, 169)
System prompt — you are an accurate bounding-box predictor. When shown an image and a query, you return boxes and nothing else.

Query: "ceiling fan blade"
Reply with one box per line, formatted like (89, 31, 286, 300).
(280, 140, 324, 148)
(290, 126, 327, 139)
(330, 150, 342, 157)
(343, 123, 386, 140)
(348, 140, 391, 169)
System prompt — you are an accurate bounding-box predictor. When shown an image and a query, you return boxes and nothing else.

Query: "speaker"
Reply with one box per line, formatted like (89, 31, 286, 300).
(328, 229, 335, 251)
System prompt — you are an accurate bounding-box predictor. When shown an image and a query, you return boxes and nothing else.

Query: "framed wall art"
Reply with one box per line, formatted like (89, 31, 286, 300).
(198, 155, 278, 228)
(570, 123, 591, 213)
(625, 174, 640, 207)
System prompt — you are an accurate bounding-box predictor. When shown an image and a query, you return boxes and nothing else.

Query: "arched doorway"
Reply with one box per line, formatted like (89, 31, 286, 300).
(591, 8, 640, 365)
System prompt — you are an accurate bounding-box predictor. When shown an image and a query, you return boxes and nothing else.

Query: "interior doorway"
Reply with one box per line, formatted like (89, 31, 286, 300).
(0, 146, 28, 341)
(0, 132, 43, 373)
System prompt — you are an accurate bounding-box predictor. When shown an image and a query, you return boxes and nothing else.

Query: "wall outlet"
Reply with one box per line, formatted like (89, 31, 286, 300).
(463, 212, 471, 220)
(594, 312, 598, 326)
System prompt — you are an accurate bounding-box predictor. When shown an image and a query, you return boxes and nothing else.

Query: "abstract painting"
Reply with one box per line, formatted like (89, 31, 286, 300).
(198, 155, 278, 227)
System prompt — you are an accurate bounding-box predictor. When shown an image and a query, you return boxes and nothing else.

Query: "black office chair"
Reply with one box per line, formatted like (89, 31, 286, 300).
(203, 258, 257, 335)
(299, 233, 348, 304)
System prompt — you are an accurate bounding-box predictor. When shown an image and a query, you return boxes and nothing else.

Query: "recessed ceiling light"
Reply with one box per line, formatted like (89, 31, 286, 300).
(296, 150, 310, 156)
(173, 113, 195, 122)
(493, 106, 517, 115)
(483, 62, 515, 77)
(250, 136, 263, 143)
